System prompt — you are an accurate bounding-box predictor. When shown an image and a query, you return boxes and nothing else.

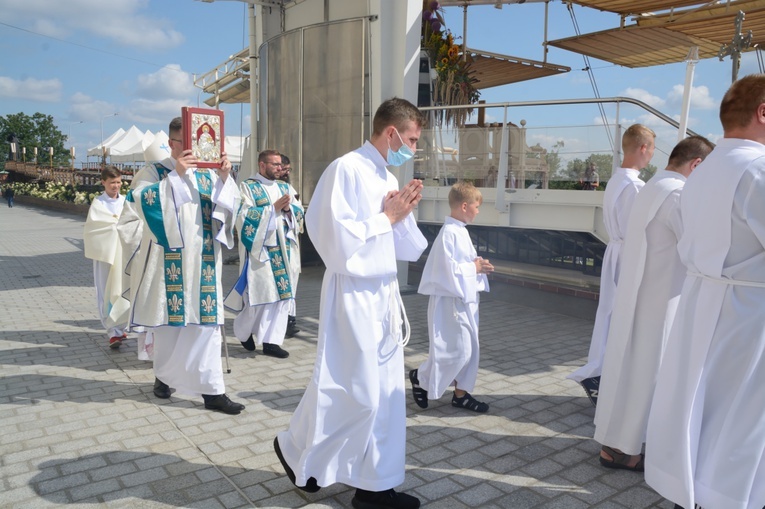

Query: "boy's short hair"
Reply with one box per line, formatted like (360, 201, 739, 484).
(622, 124, 655, 152)
(448, 181, 482, 208)
(101, 165, 122, 181)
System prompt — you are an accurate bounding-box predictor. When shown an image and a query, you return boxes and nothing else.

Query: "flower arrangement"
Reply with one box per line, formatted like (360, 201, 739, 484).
(422, 0, 480, 127)
(9, 179, 131, 205)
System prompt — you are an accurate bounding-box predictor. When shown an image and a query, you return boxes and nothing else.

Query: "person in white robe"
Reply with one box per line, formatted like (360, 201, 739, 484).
(645, 74, 765, 509)
(279, 154, 302, 338)
(593, 136, 715, 471)
(568, 124, 656, 406)
(117, 122, 176, 361)
(225, 149, 304, 359)
(410, 181, 493, 413)
(274, 98, 427, 509)
(124, 119, 245, 416)
(84, 166, 129, 349)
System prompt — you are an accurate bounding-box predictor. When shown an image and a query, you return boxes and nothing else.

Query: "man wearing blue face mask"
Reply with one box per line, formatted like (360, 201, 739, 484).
(274, 97, 428, 509)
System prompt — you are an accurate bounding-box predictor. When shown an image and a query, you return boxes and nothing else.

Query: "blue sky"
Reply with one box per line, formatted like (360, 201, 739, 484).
(0, 0, 751, 166)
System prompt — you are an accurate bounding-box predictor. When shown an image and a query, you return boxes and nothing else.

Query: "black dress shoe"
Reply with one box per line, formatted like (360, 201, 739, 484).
(351, 488, 420, 509)
(273, 437, 320, 493)
(153, 377, 171, 399)
(285, 315, 300, 337)
(202, 394, 245, 415)
(241, 334, 256, 351)
(263, 343, 289, 358)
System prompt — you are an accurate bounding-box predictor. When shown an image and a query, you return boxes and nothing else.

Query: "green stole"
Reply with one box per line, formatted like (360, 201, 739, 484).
(127, 170, 218, 325)
(239, 179, 293, 300)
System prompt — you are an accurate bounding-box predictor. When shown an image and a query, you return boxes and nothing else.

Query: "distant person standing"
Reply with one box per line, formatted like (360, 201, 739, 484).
(568, 124, 656, 405)
(4, 185, 14, 207)
(582, 162, 600, 190)
(83, 166, 129, 349)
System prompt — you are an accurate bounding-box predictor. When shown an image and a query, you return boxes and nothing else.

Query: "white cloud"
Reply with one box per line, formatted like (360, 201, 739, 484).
(620, 87, 667, 109)
(126, 97, 189, 126)
(68, 92, 119, 123)
(667, 84, 716, 110)
(0, 76, 62, 101)
(134, 65, 195, 100)
(0, 0, 184, 49)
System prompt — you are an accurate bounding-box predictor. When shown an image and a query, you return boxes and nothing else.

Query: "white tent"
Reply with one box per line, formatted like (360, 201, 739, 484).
(236, 136, 255, 181)
(104, 126, 144, 161)
(225, 135, 246, 164)
(111, 129, 154, 163)
(87, 128, 126, 157)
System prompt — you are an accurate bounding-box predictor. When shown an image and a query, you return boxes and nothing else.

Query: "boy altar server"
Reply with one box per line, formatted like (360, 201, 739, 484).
(84, 166, 130, 349)
(274, 98, 428, 509)
(409, 181, 494, 413)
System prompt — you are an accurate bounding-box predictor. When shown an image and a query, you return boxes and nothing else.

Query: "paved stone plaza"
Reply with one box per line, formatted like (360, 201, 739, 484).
(0, 204, 675, 508)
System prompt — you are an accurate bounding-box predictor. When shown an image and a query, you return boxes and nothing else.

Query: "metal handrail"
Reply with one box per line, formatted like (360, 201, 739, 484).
(419, 96, 700, 136)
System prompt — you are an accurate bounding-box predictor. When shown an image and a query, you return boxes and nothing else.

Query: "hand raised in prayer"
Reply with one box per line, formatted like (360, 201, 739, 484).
(176, 149, 199, 177)
(274, 193, 291, 212)
(384, 179, 423, 224)
(218, 152, 232, 182)
(474, 256, 494, 274)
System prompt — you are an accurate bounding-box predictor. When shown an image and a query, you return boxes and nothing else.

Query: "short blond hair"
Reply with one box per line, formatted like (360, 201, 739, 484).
(622, 124, 656, 152)
(448, 181, 482, 208)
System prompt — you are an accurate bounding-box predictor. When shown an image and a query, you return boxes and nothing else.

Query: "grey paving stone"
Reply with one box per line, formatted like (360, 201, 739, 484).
(0, 205, 677, 508)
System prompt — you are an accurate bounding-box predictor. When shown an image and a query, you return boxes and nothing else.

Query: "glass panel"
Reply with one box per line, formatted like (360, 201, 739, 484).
(302, 19, 366, 204)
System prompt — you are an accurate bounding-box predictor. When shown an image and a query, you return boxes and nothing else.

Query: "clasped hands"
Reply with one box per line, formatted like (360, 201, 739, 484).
(384, 179, 423, 224)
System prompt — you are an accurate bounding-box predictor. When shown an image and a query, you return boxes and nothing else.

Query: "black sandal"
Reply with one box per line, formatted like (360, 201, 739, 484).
(599, 446, 644, 472)
(409, 369, 428, 409)
(451, 392, 489, 413)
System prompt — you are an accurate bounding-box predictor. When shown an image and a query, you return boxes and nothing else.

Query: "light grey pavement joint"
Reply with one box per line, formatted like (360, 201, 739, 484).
(0, 204, 673, 508)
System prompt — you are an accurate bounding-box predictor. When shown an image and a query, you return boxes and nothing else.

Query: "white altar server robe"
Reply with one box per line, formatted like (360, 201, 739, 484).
(594, 170, 685, 454)
(417, 216, 489, 397)
(277, 141, 427, 491)
(569, 167, 644, 382)
(646, 138, 765, 509)
(84, 192, 129, 335)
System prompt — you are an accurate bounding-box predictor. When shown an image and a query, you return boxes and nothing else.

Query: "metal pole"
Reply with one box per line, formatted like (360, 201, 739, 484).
(220, 325, 231, 374)
(678, 47, 698, 142)
(248, 3, 259, 163)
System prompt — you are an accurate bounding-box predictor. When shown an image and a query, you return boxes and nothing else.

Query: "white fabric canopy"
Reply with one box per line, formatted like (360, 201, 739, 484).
(111, 129, 154, 163)
(87, 128, 126, 157)
(105, 126, 144, 161)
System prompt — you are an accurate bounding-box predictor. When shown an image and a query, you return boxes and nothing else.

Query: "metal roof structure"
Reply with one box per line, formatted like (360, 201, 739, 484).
(550, 0, 765, 67)
(466, 49, 570, 89)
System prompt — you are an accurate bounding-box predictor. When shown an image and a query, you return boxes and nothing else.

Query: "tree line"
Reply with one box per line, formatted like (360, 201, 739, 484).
(1, 112, 69, 166)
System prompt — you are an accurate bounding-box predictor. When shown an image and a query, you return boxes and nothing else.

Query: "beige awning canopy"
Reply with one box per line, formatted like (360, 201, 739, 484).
(466, 49, 571, 89)
(550, 0, 765, 67)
